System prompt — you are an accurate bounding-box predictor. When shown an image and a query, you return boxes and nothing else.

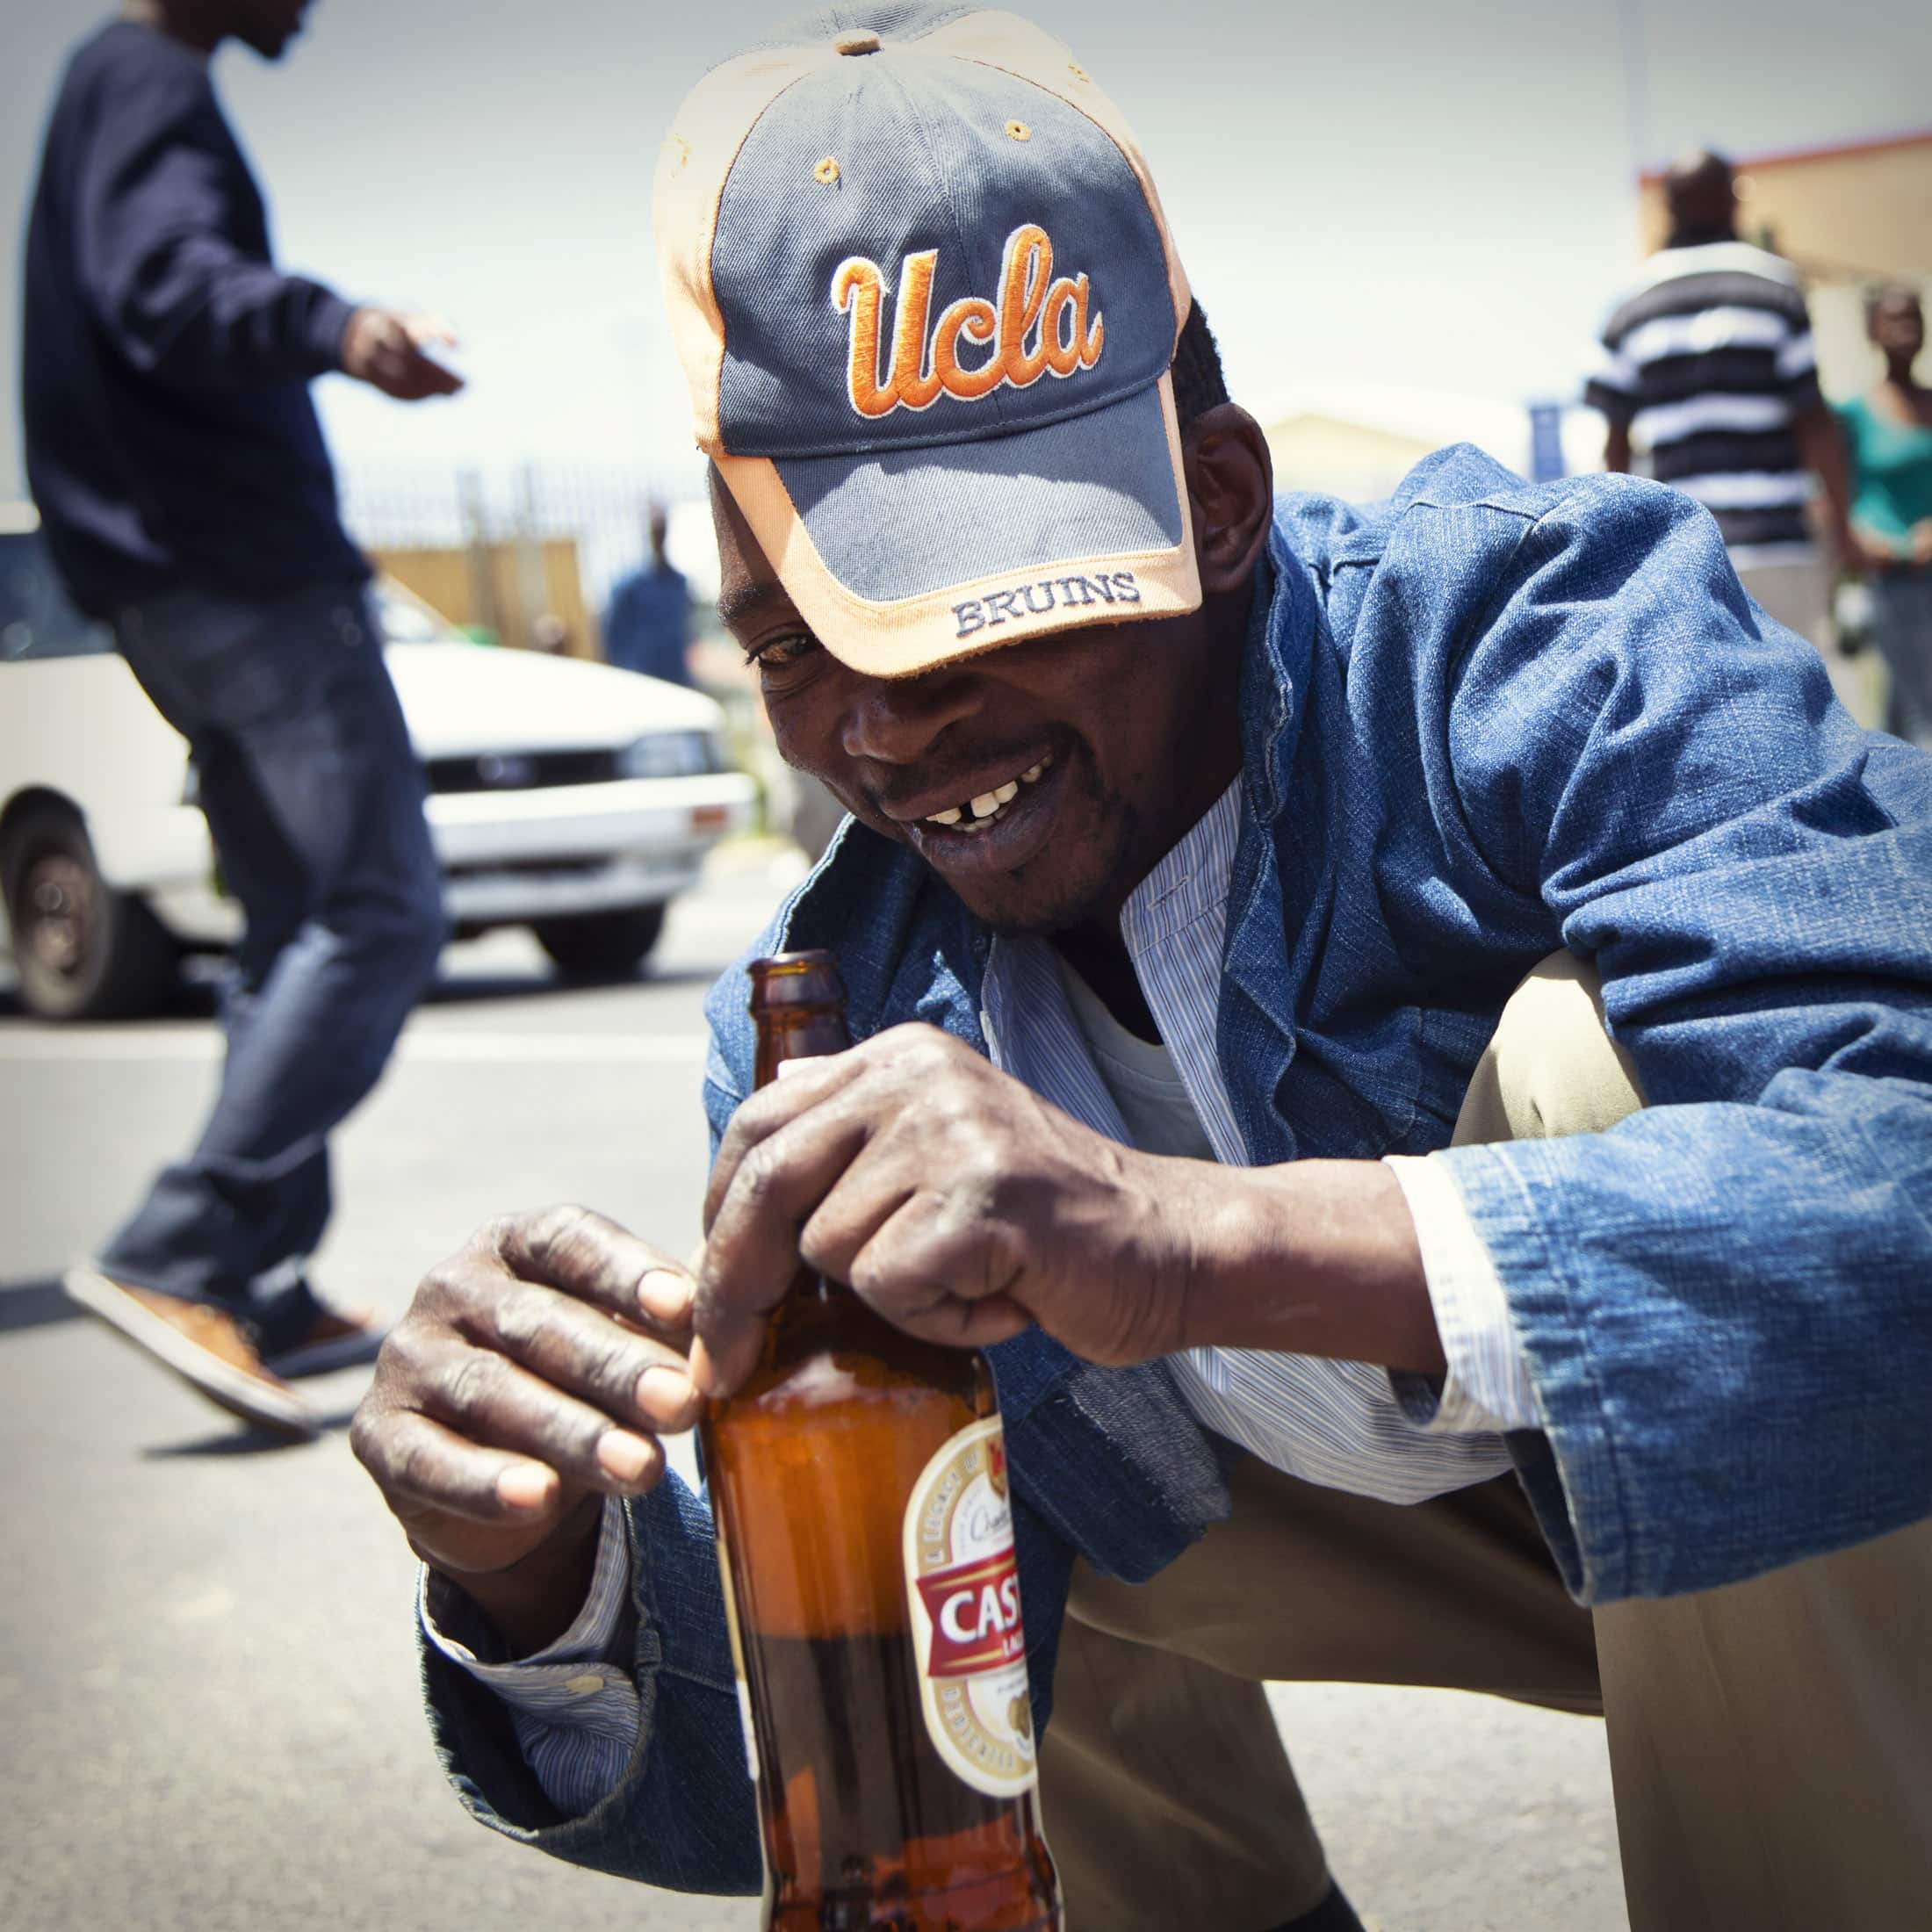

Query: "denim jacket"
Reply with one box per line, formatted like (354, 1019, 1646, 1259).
(421, 446, 1932, 1893)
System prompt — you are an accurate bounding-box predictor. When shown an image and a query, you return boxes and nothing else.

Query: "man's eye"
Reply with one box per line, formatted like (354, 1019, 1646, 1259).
(746, 631, 821, 670)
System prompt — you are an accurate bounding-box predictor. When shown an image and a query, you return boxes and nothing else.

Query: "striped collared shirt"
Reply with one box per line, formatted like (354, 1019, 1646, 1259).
(982, 782, 1525, 1500)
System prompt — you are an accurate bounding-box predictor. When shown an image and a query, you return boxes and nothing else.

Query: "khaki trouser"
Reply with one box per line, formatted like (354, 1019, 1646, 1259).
(1039, 953, 1932, 1930)
(1734, 554, 1832, 654)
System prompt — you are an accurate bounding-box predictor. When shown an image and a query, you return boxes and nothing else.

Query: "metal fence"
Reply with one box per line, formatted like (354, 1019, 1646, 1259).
(336, 459, 712, 649)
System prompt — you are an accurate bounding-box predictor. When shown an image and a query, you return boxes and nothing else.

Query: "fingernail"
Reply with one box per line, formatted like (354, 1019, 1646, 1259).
(596, 1431, 655, 1483)
(688, 1336, 724, 1398)
(496, 1464, 553, 1510)
(638, 1268, 691, 1320)
(637, 1364, 692, 1415)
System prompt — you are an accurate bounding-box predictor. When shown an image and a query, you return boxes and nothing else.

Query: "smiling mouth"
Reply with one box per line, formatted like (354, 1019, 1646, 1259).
(919, 753, 1056, 834)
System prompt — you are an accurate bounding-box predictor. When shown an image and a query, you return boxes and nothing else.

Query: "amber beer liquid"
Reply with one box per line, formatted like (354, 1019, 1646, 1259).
(701, 952, 1062, 1932)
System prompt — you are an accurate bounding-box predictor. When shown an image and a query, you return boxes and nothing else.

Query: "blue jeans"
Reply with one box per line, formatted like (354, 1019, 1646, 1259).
(102, 577, 443, 1348)
(1870, 564, 1932, 752)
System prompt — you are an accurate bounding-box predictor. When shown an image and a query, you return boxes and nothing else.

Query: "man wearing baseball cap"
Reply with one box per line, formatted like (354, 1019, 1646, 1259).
(354, 8, 1932, 1927)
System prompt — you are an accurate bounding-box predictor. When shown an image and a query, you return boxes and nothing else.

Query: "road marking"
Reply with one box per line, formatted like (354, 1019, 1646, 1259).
(406, 1032, 710, 1065)
(0, 1027, 709, 1065)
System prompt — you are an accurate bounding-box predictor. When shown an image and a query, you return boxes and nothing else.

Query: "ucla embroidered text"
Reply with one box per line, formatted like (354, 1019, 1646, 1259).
(833, 224, 1105, 419)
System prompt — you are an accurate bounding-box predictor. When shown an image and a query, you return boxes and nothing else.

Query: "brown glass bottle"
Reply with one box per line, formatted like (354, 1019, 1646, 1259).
(701, 951, 1062, 1932)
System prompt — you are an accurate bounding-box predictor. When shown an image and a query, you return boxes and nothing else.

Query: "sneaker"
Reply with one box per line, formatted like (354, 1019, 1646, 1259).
(263, 1303, 388, 1378)
(62, 1262, 319, 1439)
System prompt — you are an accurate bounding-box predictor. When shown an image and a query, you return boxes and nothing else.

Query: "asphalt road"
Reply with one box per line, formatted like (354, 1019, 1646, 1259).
(0, 853, 1627, 1932)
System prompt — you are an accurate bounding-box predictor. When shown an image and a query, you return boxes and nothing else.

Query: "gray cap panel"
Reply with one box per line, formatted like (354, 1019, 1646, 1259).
(773, 378, 1180, 601)
(712, 52, 1176, 458)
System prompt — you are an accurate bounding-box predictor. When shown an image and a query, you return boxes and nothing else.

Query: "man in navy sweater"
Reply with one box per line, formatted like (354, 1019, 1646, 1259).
(24, 0, 461, 1437)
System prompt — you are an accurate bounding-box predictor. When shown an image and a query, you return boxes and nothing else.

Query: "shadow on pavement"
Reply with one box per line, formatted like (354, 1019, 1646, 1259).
(3, 1280, 358, 1448)
(144, 1408, 359, 1459)
(0, 1275, 84, 1337)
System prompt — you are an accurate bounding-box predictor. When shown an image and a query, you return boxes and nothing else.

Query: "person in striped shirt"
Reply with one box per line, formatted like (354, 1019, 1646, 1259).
(1586, 148, 1866, 653)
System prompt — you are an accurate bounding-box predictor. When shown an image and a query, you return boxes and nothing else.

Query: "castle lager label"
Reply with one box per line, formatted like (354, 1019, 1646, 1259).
(903, 1416, 1037, 1799)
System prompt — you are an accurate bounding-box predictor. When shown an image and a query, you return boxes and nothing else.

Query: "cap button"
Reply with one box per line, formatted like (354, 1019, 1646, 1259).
(833, 29, 881, 54)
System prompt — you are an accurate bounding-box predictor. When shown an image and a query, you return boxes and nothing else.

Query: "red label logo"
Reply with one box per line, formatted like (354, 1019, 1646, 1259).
(915, 1550, 1025, 1678)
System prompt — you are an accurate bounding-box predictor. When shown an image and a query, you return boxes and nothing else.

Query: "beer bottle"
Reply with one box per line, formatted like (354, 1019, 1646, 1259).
(701, 950, 1063, 1932)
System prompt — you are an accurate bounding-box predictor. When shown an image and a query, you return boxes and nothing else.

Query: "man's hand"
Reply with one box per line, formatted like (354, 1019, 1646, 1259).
(693, 1024, 1196, 1395)
(351, 1206, 700, 1650)
(341, 306, 464, 400)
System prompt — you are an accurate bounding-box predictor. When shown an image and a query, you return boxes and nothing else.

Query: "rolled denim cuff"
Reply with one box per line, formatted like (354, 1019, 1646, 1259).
(419, 1498, 639, 1817)
(416, 1472, 764, 1892)
(420, 1496, 633, 1684)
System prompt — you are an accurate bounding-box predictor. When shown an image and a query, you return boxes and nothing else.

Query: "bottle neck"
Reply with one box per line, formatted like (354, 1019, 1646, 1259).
(753, 1011, 851, 1086)
(743, 954, 856, 1327)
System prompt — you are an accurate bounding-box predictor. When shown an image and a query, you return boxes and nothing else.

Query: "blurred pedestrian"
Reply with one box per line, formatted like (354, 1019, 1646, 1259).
(1837, 286, 1932, 749)
(23, 0, 461, 1438)
(1586, 149, 1865, 657)
(530, 611, 573, 656)
(601, 503, 692, 684)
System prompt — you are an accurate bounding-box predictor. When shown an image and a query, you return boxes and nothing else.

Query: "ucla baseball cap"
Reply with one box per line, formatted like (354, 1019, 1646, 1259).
(654, 4, 1197, 678)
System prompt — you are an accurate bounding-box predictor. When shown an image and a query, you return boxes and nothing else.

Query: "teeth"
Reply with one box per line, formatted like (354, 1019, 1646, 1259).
(926, 755, 1053, 832)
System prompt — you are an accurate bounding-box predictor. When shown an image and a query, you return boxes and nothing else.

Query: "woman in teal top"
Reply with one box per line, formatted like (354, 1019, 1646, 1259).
(1838, 286, 1932, 749)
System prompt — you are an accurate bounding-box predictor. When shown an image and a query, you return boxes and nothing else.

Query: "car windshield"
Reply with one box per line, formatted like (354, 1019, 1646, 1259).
(0, 529, 114, 660)
(377, 585, 469, 645)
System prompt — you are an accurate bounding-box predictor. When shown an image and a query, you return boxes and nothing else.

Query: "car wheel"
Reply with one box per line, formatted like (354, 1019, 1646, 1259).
(531, 904, 667, 980)
(2, 799, 177, 1020)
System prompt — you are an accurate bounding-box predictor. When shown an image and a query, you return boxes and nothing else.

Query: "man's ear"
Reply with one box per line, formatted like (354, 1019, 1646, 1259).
(1181, 404, 1274, 597)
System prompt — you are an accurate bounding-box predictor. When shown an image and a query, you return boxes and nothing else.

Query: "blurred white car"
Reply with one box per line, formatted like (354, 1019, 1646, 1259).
(0, 508, 756, 1019)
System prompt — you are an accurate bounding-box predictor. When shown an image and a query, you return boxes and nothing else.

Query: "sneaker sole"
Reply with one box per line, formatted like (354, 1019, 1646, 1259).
(62, 1264, 320, 1440)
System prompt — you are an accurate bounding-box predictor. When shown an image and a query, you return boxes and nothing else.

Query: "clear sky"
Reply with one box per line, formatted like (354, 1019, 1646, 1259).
(4, 0, 1930, 499)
